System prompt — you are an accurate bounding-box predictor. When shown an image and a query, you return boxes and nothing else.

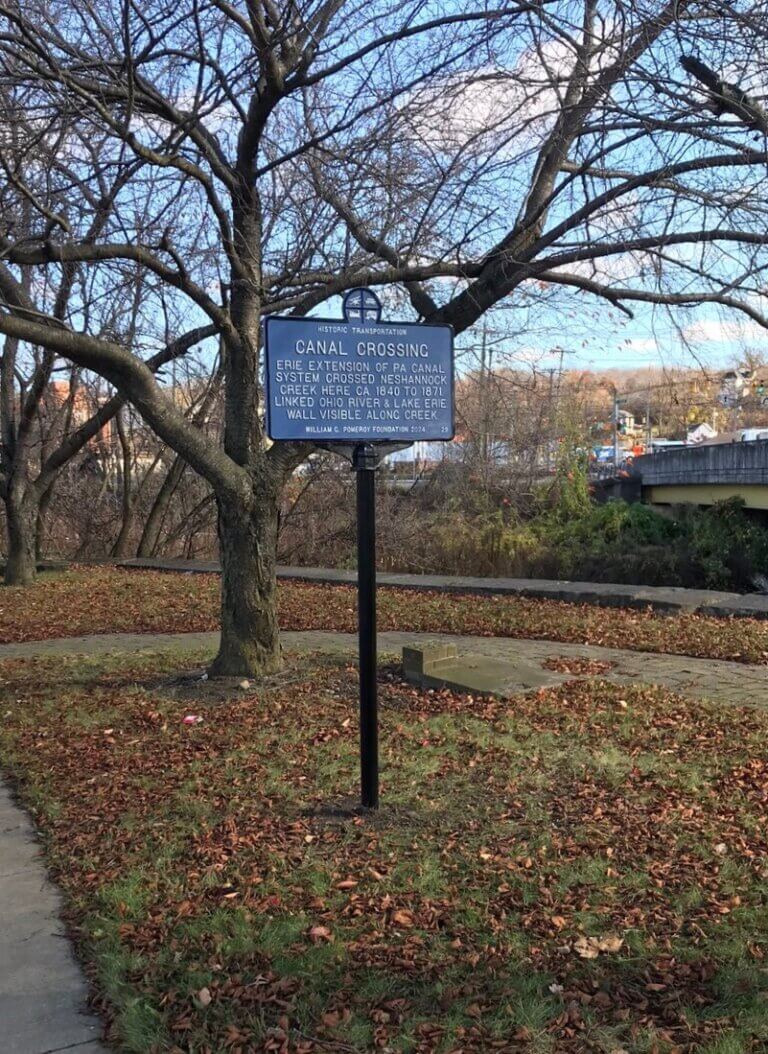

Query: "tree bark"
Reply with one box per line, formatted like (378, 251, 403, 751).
(138, 367, 222, 558)
(210, 482, 282, 676)
(4, 490, 37, 586)
(111, 408, 135, 558)
(137, 455, 187, 557)
(36, 480, 55, 560)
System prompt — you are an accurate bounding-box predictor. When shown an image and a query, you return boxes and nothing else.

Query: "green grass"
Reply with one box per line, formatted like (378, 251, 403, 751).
(2, 648, 768, 1051)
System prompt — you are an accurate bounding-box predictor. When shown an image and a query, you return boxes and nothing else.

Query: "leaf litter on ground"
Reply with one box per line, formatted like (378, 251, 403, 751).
(1, 567, 768, 666)
(1, 648, 768, 1051)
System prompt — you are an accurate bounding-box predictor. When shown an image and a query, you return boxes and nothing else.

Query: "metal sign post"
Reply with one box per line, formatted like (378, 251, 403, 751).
(264, 288, 455, 810)
(353, 443, 378, 809)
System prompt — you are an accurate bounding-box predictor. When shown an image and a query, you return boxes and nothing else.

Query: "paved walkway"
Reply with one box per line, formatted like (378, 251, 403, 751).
(2, 629, 767, 705)
(0, 783, 108, 1053)
(115, 557, 768, 619)
(2, 627, 766, 1053)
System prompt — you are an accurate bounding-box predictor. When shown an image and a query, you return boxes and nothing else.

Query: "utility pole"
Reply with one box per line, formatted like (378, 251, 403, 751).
(553, 347, 565, 445)
(547, 367, 556, 472)
(479, 320, 492, 472)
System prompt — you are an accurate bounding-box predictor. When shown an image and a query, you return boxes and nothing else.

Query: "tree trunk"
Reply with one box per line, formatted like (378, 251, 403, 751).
(36, 480, 55, 560)
(4, 491, 37, 586)
(112, 409, 135, 558)
(137, 455, 187, 557)
(209, 486, 282, 677)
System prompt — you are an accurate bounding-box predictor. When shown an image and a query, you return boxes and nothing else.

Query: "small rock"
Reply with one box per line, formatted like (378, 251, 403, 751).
(238, 679, 251, 690)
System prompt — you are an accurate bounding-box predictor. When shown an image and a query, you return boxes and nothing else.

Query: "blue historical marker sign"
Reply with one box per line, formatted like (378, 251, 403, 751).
(264, 291, 454, 443)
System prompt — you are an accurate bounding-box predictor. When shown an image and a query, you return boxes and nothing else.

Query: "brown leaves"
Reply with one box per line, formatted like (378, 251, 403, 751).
(542, 656, 616, 676)
(4, 568, 768, 667)
(0, 566, 220, 643)
(573, 935, 624, 959)
(390, 909, 416, 928)
(4, 644, 768, 1053)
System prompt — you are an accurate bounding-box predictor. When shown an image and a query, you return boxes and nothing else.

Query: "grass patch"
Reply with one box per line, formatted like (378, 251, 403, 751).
(2, 649, 768, 1051)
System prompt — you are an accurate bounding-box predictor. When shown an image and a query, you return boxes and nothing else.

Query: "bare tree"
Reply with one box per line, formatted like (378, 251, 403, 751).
(2, 0, 768, 671)
(0, 83, 215, 582)
(136, 362, 223, 558)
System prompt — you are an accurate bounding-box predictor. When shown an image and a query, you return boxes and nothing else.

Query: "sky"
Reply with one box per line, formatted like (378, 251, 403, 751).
(450, 295, 768, 377)
(521, 301, 768, 374)
(319, 286, 766, 379)
(15, 0, 768, 388)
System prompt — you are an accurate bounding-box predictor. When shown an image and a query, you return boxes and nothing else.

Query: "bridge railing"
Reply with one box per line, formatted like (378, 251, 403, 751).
(634, 439, 768, 486)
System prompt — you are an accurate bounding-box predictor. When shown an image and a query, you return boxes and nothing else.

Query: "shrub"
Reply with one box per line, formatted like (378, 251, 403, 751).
(686, 498, 768, 590)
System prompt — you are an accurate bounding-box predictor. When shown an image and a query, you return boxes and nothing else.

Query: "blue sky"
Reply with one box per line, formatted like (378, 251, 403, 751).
(315, 288, 764, 378)
(526, 301, 767, 373)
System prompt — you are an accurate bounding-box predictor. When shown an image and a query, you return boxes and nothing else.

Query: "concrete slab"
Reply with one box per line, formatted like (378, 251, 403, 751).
(1, 990, 104, 1054)
(112, 559, 768, 619)
(55, 1045, 109, 1053)
(3, 628, 768, 704)
(0, 630, 220, 660)
(119, 556, 220, 574)
(630, 586, 743, 612)
(704, 594, 768, 618)
(0, 784, 108, 1054)
(402, 643, 564, 695)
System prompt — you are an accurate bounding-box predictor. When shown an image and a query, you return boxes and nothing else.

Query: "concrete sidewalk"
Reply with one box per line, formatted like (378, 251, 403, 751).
(0, 785, 108, 1053)
(115, 558, 768, 620)
(2, 628, 767, 706)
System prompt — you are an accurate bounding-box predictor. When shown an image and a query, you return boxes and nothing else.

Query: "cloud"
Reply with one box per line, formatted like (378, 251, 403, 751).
(401, 19, 626, 160)
(681, 319, 768, 344)
(502, 345, 568, 367)
(401, 39, 574, 157)
(622, 337, 659, 357)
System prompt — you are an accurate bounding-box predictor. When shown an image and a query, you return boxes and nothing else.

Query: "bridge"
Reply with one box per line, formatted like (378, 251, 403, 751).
(621, 440, 768, 511)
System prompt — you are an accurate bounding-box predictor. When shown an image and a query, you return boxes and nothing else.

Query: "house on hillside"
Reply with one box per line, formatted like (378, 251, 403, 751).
(687, 422, 718, 444)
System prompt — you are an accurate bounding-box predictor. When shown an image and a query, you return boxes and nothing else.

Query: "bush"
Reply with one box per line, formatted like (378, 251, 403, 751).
(535, 497, 768, 591)
(279, 458, 768, 592)
(686, 498, 768, 590)
(427, 511, 543, 578)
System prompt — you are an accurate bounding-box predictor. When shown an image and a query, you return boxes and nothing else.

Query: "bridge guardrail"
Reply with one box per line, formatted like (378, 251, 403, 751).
(634, 439, 768, 487)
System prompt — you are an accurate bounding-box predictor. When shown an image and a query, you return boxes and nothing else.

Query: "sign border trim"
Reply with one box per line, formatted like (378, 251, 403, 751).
(263, 313, 456, 444)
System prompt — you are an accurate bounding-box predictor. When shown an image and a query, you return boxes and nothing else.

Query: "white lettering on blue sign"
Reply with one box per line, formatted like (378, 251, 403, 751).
(264, 315, 454, 443)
